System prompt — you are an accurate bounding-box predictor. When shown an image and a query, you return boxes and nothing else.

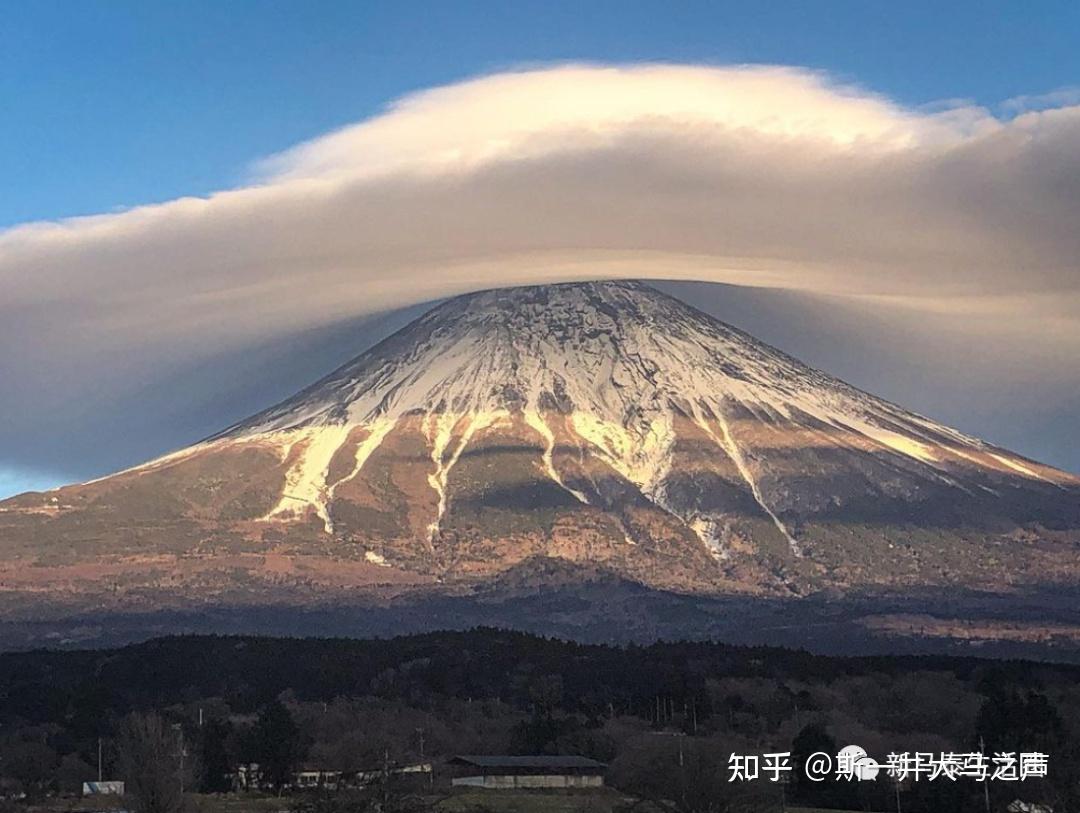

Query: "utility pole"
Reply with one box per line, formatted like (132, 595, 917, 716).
(173, 724, 185, 796)
(980, 737, 991, 813)
(97, 738, 103, 782)
(677, 733, 685, 811)
(416, 727, 432, 786)
(381, 747, 391, 808)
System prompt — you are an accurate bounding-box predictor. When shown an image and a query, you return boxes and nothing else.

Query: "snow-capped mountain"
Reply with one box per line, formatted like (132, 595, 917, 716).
(2, 281, 1079, 625)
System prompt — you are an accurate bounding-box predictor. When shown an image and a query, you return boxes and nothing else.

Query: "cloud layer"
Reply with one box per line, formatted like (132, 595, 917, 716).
(2, 64, 1079, 489)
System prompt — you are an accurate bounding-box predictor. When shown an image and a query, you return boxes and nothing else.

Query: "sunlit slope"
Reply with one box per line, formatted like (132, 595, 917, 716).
(2, 281, 1078, 602)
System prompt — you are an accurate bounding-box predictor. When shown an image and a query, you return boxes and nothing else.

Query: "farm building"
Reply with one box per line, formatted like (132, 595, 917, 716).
(449, 755, 606, 789)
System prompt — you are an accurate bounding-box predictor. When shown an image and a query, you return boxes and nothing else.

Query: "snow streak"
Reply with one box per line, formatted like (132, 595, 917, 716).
(692, 408, 802, 558)
(524, 408, 589, 504)
(203, 281, 1075, 547)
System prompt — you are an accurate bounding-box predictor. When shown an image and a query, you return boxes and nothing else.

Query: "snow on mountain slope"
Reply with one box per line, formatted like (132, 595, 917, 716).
(3, 281, 1078, 599)
(205, 282, 1075, 551)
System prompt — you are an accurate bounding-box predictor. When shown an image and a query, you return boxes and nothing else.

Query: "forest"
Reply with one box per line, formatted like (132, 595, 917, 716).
(0, 629, 1078, 812)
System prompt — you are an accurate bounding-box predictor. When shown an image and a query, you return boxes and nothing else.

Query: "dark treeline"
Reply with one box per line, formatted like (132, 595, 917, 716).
(1, 629, 1079, 812)
(4, 629, 1071, 717)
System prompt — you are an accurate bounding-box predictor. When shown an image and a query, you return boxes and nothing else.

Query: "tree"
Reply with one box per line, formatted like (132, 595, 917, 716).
(789, 722, 858, 810)
(115, 713, 189, 813)
(611, 736, 770, 813)
(199, 718, 234, 793)
(976, 689, 1064, 753)
(55, 753, 97, 796)
(249, 700, 305, 792)
(0, 739, 59, 800)
(976, 690, 1065, 813)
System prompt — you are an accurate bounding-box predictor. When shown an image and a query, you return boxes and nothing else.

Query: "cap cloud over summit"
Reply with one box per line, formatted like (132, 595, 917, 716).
(2, 65, 1079, 490)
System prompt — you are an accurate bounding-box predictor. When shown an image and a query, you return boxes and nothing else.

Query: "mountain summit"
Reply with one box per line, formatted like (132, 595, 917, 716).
(2, 281, 1079, 643)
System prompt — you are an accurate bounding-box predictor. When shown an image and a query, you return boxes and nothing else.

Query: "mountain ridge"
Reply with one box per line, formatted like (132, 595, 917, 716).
(1, 280, 1078, 645)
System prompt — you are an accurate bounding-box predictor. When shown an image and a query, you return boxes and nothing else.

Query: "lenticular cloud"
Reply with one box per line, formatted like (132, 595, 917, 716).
(1, 63, 1079, 487)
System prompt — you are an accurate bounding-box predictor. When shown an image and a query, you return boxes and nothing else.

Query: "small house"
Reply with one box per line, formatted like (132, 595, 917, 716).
(82, 781, 125, 796)
(1007, 801, 1053, 813)
(293, 767, 342, 789)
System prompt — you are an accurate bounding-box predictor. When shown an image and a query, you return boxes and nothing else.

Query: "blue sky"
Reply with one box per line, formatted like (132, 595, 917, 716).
(2, 2, 1079, 498)
(3, 0, 1078, 228)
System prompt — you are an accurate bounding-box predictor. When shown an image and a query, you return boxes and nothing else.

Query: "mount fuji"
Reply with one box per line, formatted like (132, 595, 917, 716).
(2, 281, 1078, 650)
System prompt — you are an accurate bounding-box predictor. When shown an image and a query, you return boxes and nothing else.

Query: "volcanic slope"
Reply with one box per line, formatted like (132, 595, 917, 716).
(3, 281, 1078, 606)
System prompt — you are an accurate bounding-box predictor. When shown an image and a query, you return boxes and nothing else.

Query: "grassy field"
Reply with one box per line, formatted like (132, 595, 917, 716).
(17, 791, 883, 813)
(437, 787, 637, 812)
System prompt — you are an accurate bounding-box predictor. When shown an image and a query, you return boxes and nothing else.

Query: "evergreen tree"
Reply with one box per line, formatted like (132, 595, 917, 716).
(250, 701, 305, 792)
(199, 718, 233, 793)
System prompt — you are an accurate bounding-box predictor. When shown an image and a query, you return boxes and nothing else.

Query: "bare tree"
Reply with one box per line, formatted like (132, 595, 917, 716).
(611, 737, 774, 813)
(115, 713, 191, 813)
